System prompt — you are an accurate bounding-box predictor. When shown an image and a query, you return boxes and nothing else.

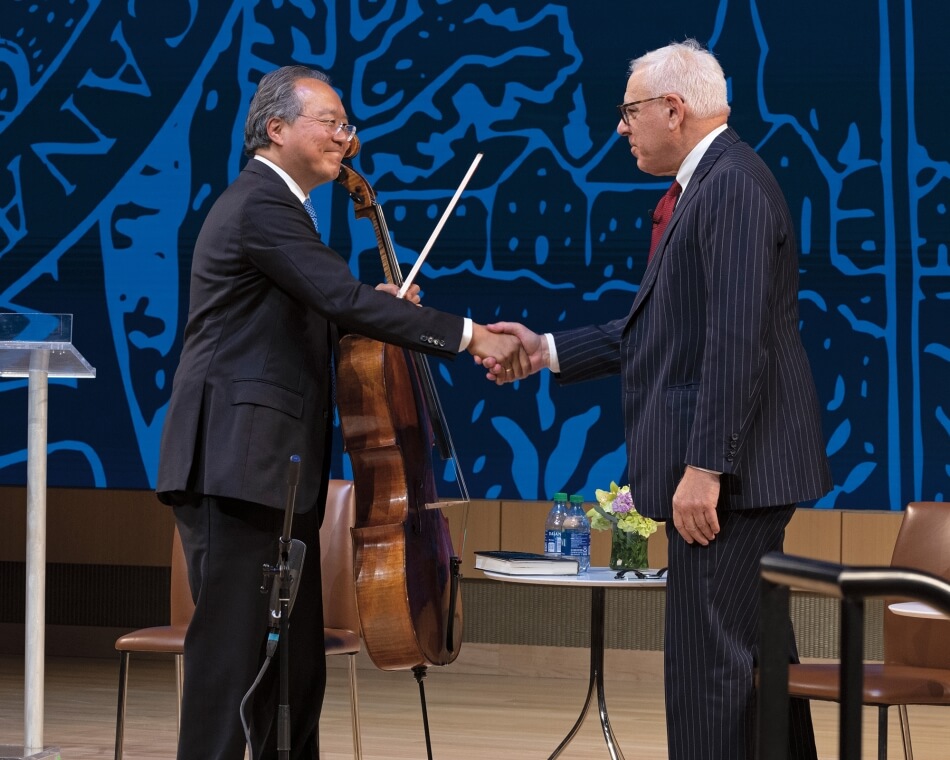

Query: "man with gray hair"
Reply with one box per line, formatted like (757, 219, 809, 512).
(158, 65, 526, 759)
(484, 39, 830, 759)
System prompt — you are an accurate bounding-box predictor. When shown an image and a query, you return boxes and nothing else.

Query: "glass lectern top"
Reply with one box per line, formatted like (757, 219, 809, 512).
(0, 312, 96, 378)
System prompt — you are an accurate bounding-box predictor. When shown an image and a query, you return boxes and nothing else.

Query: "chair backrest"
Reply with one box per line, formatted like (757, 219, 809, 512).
(170, 525, 195, 627)
(320, 480, 360, 633)
(884, 501, 950, 668)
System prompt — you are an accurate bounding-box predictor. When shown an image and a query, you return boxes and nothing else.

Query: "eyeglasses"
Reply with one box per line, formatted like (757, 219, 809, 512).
(299, 115, 357, 142)
(615, 566, 668, 580)
(616, 95, 671, 125)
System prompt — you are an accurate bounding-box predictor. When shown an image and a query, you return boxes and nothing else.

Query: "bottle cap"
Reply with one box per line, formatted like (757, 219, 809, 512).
(570, 494, 584, 503)
(553, 492, 568, 501)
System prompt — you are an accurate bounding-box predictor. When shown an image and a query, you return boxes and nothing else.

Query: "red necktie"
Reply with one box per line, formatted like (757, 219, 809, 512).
(649, 180, 682, 261)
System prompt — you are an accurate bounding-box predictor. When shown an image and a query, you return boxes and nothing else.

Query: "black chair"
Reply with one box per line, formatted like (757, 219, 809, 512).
(758, 519, 950, 760)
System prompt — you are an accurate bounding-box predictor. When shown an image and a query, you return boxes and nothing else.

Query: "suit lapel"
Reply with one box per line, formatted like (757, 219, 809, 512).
(626, 127, 741, 321)
(244, 159, 323, 241)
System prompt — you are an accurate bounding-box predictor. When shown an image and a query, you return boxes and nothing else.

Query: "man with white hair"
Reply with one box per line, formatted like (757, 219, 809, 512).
(485, 39, 830, 759)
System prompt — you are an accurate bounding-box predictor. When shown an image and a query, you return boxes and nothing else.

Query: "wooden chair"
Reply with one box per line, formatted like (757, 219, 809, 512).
(113, 524, 193, 760)
(786, 501, 950, 759)
(113, 480, 361, 759)
(320, 479, 363, 759)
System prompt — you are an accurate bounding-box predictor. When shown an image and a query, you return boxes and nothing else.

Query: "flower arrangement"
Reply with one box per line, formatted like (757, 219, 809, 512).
(587, 482, 658, 570)
(588, 482, 658, 537)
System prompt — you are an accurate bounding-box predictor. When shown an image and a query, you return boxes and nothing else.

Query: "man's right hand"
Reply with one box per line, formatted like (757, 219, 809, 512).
(467, 323, 531, 385)
(475, 321, 549, 383)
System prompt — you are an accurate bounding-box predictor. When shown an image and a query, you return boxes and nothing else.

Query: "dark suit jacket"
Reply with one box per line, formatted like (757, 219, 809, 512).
(157, 159, 463, 514)
(554, 128, 831, 519)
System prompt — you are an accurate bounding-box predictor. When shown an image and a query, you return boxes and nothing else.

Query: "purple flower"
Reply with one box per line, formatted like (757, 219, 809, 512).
(613, 491, 634, 514)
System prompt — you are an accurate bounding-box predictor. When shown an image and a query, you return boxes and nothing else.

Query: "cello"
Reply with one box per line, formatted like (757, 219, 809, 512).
(333, 140, 469, 752)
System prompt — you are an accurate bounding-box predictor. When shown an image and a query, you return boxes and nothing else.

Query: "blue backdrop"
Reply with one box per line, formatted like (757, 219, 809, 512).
(1, 1, 947, 509)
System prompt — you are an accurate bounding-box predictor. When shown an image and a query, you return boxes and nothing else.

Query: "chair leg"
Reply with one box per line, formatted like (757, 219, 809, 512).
(878, 706, 888, 760)
(897, 705, 913, 760)
(348, 654, 362, 760)
(114, 651, 130, 760)
(175, 653, 184, 737)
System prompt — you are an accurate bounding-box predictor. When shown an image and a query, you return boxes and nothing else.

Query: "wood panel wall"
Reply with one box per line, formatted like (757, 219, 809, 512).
(445, 499, 901, 577)
(0, 486, 905, 573)
(0, 486, 911, 662)
(0, 486, 173, 566)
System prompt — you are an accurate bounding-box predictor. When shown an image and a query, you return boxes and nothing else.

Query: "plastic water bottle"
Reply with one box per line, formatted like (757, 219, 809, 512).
(544, 492, 569, 558)
(562, 494, 591, 572)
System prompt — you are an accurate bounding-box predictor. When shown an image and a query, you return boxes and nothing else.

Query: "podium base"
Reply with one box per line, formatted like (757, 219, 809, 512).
(0, 747, 62, 760)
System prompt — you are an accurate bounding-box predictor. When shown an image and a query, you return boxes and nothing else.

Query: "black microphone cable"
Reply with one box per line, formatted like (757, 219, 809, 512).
(239, 454, 303, 760)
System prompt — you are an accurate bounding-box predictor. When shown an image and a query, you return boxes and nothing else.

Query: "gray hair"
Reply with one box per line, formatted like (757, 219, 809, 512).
(629, 39, 730, 119)
(244, 66, 331, 156)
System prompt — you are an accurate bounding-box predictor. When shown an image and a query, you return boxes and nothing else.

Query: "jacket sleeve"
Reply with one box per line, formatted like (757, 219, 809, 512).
(684, 167, 780, 474)
(239, 184, 465, 358)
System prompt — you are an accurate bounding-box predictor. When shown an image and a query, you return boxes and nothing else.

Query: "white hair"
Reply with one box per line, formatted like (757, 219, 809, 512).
(629, 38, 730, 119)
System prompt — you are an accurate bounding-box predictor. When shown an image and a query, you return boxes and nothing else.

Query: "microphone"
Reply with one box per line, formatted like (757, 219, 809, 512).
(263, 455, 306, 656)
(280, 455, 300, 541)
(267, 538, 307, 631)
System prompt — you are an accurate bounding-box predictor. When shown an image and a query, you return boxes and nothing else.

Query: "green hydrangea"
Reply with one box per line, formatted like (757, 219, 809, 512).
(586, 482, 658, 538)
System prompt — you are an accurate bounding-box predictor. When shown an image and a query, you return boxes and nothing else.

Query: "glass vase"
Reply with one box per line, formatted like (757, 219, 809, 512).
(609, 527, 648, 570)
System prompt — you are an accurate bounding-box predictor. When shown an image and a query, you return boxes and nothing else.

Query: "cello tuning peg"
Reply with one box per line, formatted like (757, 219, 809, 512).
(344, 135, 361, 159)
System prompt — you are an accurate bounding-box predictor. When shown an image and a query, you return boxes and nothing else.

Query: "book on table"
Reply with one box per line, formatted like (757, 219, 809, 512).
(474, 550, 579, 575)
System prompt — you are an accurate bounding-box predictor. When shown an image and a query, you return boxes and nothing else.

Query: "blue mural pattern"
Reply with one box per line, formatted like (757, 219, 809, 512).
(1, 1, 947, 508)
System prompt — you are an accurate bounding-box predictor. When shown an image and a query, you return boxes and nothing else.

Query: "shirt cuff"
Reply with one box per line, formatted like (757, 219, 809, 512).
(545, 333, 560, 373)
(688, 465, 722, 476)
(458, 318, 473, 351)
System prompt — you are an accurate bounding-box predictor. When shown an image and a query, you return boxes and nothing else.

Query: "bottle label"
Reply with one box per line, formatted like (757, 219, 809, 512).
(544, 529, 562, 555)
(562, 531, 590, 558)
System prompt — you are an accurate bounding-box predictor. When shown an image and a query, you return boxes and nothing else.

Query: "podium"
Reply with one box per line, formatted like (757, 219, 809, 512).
(0, 314, 96, 760)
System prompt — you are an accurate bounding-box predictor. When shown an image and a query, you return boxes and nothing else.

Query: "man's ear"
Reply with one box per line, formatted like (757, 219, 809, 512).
(266, 116, 285, 146)
(666, 94, 686, 130)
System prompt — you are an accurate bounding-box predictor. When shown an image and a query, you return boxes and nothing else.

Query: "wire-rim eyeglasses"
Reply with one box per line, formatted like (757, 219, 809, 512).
(299, 115, 358, 142)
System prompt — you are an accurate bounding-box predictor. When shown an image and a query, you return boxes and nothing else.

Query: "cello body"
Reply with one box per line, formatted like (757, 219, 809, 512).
(335, 156, 463, 671)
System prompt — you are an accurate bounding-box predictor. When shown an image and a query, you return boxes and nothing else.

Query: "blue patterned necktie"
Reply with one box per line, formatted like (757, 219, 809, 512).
(302, 196, 319, 233)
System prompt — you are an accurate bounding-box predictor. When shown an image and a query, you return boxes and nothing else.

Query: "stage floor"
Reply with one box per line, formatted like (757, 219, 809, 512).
(1, 655, 948, 759)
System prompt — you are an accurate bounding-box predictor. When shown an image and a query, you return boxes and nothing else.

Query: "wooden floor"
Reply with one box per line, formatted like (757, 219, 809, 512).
(1, 654, 949, 759)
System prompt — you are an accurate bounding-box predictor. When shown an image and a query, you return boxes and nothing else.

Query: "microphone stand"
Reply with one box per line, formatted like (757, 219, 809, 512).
(262, 454, 301, 760)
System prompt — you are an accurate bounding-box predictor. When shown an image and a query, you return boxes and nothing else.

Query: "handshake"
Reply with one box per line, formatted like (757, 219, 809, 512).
(467, 322, 548, 385)
(376, 283, 548, 385)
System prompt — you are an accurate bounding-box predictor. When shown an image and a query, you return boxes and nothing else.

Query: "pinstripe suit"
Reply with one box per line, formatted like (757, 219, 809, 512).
(554, 128, 831, 759)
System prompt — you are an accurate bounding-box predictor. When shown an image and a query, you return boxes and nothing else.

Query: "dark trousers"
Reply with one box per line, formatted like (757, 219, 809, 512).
(664, 505, 817, 760)
(173, 496, 324, 760)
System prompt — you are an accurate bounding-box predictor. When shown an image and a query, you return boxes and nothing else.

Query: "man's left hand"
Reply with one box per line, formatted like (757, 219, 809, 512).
(672, 466, 721, 545)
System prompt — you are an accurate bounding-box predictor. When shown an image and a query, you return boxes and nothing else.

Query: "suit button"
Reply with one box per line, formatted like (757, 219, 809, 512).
(730, 433, 739, 441)
(438, 339, 445, 347)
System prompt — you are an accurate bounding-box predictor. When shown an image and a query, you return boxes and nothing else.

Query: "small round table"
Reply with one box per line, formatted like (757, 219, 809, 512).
(888, 601, 950, 619)
(482, 567, 667, 760)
